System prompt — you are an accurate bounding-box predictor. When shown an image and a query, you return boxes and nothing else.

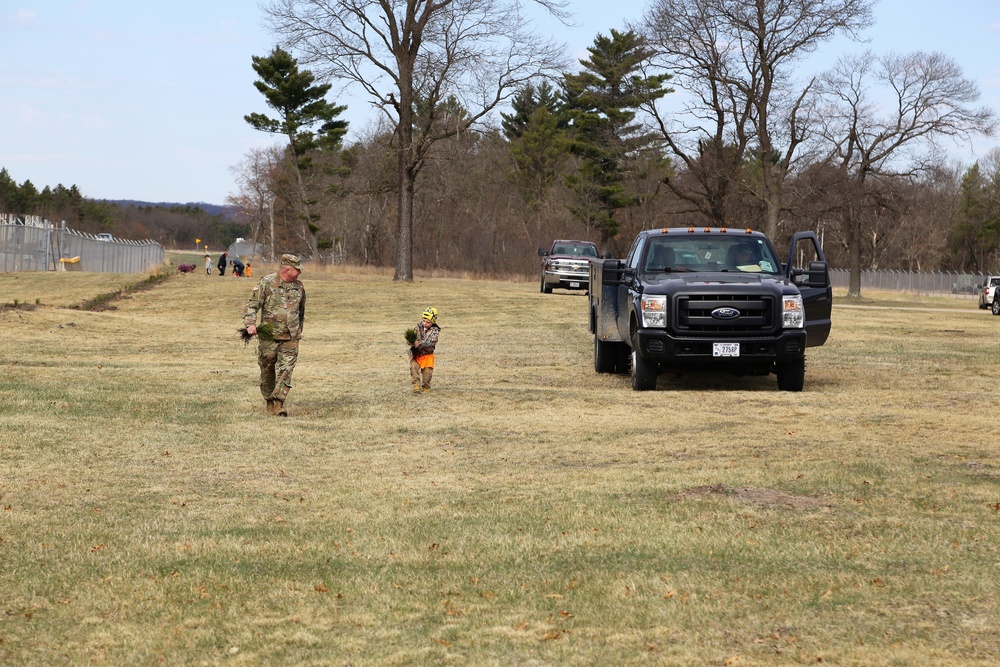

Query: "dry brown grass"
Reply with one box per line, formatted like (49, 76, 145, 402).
(2, 269, 999, 666)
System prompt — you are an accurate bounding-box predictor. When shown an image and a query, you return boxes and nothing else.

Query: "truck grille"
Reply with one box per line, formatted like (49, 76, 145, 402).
(674, 294, 775, 335)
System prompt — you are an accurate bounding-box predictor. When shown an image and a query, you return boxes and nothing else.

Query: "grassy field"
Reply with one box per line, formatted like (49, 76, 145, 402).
(2, 267, 999, 666)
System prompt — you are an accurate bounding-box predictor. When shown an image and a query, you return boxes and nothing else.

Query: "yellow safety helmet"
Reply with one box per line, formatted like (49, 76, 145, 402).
(421, 307, 438, 323)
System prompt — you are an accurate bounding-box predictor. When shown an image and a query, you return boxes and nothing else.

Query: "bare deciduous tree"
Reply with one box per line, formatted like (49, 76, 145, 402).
(228, 146, 286, 261)
(263, 0, 569, 281)
(639, 0, 874, 235)
(817, 50, 998, 296)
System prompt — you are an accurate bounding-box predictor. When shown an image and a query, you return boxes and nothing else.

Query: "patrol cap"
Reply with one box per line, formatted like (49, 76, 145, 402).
(280, 254, 302, 270)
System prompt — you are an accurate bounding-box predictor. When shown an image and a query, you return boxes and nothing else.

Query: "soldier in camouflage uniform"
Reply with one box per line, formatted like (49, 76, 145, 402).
(242, 254, 306, 416)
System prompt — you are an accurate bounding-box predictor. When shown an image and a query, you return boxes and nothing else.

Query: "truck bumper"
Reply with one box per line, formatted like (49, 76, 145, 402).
(543, 271, 589, 290)
(635, 328, 806, 370)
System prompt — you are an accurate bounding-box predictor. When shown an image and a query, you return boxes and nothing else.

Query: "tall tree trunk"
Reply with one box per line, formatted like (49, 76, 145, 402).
(292, 162, 319, 259)
(395, 157, 416, 281)
(268, 196, 276, 261)
(846, 208, 863, 298)
(394, 64, 416, 282)
(764, 192, 780, 240)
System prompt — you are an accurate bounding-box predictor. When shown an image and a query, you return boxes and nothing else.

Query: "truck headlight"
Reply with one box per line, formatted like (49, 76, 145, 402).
(641, 295, 667, 328)
(782, 295, 804, 328)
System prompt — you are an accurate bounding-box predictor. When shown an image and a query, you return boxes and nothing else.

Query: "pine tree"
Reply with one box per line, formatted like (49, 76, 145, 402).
(501, 82, 563, 140)
(245, 47, 349, 257)
(561, 30, 670, 242)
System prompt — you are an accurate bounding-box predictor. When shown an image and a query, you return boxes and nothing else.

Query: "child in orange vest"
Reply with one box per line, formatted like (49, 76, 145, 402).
(409, 307, 440, 393)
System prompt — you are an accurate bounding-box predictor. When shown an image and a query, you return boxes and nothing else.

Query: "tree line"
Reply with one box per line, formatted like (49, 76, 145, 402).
(232, 0, 998, 296)
(0, 167, 247, 251)
(6, 0, 998, 295)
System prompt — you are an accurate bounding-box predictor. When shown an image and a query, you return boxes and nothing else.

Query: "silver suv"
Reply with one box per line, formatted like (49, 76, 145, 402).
(539, 240, 599, 293)
(978, 276, 1000, 309)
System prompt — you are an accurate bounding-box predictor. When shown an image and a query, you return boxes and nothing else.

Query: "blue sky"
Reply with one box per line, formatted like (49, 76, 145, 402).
(1, 0, 998, 206)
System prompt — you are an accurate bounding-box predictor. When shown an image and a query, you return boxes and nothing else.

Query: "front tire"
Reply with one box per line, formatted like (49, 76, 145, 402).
(540, 275, 552, 294)
(630, 333, 657, 391)
(992, 298, 1000, 315)
(776, 358, 805, 392)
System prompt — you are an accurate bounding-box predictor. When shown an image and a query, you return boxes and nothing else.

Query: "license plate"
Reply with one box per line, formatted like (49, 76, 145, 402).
(569, 281, 581, 288)
(713, 342, 740, 357)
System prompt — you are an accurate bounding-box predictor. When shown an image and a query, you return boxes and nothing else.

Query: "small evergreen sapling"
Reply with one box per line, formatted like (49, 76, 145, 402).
(238, 322, 277, 345)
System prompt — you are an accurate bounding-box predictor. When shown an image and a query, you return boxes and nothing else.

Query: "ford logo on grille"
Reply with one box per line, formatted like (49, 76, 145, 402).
(711, 307, 741, 320)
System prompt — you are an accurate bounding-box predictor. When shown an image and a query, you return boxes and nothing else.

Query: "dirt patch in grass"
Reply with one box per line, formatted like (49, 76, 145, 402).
(0, 301, 38, 312)
(680, 483, 831, 510)
(72, 269, 173, 311)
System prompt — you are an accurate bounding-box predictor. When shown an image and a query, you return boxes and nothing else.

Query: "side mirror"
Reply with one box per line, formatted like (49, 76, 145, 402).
(806, 260, 830, 288)
(537, 248, 548, 257)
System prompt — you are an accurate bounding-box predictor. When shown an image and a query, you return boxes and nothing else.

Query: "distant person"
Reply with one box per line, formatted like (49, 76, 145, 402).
(218, 251, 228, 276)
(232, 258, 245, 277)
(408, 307, 441, 393)
(204, 254, 212, 275)
(241, 254, 306, 416)
(245, 262, 252, 278)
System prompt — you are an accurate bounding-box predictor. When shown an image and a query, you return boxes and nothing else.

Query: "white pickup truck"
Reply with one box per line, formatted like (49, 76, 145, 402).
(978, 276, 1000, 310)
(538, 240, 599, 293)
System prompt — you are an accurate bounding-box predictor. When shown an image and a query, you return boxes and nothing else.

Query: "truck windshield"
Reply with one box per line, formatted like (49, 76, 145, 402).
(643, 237, 780, 275)
(552, 243, 598, 257)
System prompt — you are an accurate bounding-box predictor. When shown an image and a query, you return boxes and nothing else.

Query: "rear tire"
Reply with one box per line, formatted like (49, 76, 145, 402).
(630, 333, 657, 391)
(776, 358, 805, 392)
(993, 298, 1000, 315)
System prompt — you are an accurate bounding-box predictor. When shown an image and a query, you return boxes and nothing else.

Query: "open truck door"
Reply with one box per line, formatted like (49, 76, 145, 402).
(786, 231, 832, 347)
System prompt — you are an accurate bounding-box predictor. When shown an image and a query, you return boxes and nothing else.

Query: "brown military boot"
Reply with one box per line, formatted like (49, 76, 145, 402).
(273, 399, 287, 417)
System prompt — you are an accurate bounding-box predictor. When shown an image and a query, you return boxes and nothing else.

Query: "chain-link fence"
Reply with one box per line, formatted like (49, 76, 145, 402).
(226, 239, 269, 261)
(830, 269, 991, 298)
(1, 221, 164, 274)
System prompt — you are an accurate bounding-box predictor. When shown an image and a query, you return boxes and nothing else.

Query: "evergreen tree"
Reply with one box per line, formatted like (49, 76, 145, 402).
(12, 179, 40, 216)
(947, 162, 1000, 271)
(0, 168, 17, 212)
(561, 30, 670, 242)
(501, 82, 563, 140)
(502, 82, 571, 238)
(507, 105, 570, 225)
(245, 47, 349, 257)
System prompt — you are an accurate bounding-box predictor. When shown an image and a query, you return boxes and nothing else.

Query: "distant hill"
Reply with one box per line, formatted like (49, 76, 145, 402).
(98, 199, 238, 219)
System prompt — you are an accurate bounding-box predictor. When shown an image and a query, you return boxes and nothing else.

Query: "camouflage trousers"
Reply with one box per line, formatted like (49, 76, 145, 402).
(258, 339, 299, 401)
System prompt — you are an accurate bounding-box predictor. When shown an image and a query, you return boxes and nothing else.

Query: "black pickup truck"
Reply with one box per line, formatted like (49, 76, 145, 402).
(588, 227, 832, 391)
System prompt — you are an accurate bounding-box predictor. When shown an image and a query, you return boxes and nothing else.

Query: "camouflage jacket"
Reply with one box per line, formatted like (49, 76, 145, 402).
(412, 321, 440, 357)
(242, 273, 306, 340)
